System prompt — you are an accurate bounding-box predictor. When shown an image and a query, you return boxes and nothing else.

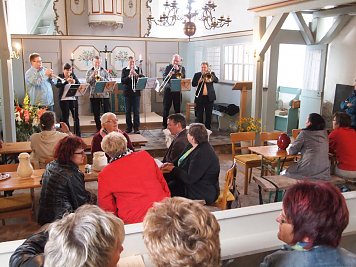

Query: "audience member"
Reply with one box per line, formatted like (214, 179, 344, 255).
(10, 205, 125, 267)
(340, 79, 356, 128)
(329, 112, 356, 180)
(261, 182, 356, 267)
(98, 132, 170, 224)
(25, 53, 54, 111)
(91, 112, 134, 158)
(30, 111, 70, 169)
(38, 136, 96, 225)
(161, 123, 220, 204)
(143, 197, 221, 267)
(284, 113, 330, 180)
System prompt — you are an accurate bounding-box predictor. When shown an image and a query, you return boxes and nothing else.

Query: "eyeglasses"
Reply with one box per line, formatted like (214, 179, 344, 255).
(74, 150, 85, 155)
(277, 212, 290, 224)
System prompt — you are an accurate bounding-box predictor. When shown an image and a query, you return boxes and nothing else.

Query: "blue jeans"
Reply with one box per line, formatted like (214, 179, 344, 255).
(124, 95, 140, 130)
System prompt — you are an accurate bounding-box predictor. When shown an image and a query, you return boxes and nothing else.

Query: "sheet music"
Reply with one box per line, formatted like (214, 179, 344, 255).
(117, 255, 145, 267)
(154, 158, 163, 168)
(61, 84, 78, 101)
(76, 83, 89, 96)
(145, 78, 158, 89)
(104, 81, 117, 93)
(181, 79, 192, 91)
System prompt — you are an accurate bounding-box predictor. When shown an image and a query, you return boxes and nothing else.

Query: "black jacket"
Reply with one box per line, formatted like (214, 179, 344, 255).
(55, 73, 80, 99)
(9, 231, 47, 267)
(163, 64, 186, 92)
(172, 142, 220, 204)
(162, 129, 189, 163)
(192, 71, 218, 102)
(121, 66, 142, 97)
(37, 161, 96, 225)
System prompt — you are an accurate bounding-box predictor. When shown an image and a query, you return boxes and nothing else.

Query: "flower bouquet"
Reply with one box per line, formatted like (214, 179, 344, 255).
(235, 117, 261, 132)
(107, 68, 118, 78)
(15, 93, 47, 141)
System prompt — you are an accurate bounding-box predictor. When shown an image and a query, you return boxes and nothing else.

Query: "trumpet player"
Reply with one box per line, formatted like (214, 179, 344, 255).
(25, 53, 54, 111)
(121, 56, 143, 134)
(55, 63, 81, 136)
(162, 54, 186, 129)
(86, 56, 111, 131)
(192, 62, 218, 130)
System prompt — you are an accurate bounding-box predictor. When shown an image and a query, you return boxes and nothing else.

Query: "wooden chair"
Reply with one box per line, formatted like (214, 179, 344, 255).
(260, 131, 283, 145)
(214, 160, 237, 210)
(0, 164, 33, 225)
(292, 129, 302, 141)
(231, 132, 261, 195)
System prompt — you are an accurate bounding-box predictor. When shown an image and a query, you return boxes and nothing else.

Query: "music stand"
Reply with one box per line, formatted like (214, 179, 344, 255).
(232, 82, 252, 121)
(94, 81, 116, 94)
(140, 78, 159, 134)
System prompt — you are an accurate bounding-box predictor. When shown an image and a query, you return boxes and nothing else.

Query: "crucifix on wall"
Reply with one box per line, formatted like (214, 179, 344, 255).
(99, 45, 112, 69)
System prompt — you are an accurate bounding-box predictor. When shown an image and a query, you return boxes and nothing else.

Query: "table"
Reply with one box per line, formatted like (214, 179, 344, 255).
(248, 145, 295, 175)
(0, 134, 148, 163)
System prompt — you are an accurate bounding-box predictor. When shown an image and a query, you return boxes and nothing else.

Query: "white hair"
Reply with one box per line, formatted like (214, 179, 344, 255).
(44, 205, 125, 267)
(100, 112, 116, 124)
(101, 131, 128, 157)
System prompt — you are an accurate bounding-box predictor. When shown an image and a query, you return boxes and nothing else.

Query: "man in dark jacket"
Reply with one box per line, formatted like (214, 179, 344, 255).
(121, 56, 142, 134)
(192, 62, 219, 130)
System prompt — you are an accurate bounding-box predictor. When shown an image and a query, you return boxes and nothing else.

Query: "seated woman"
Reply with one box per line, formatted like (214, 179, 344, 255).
(161, 123, 220, 205)
(98, 132, 170, 224)
(143, 197, 221, 267)
(261, 182, 356, 267)
(38, 136, 96, 225)
(329, 112, 356, 180)
(91, 112, 134, 158)
(30, 111, 71, 169)
(284, 113, 330, 180)
(10, 205, 125, 267)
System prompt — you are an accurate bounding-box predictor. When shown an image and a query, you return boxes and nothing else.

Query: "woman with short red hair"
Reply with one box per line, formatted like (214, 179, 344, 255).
(261, 182, 356, 267)
(38, 136, 96, 225)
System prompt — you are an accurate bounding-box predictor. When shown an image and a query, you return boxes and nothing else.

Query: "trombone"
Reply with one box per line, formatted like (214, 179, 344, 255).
(195, 69, 214, 98)
(130, 66, 138, 92)
(158, 65, 181, 93)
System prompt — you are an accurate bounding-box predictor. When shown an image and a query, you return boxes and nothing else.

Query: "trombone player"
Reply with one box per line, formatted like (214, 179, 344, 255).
(162, 54, 186, 129)
(25, 53, 55, 111)
(192, 62, 219, 130)
(121, 56, 143, 134)
(86, 56, 110, 131)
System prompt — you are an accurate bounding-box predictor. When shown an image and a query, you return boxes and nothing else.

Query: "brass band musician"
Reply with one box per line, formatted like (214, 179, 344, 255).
(86, 56, 110, 131)
(25, 53, 55, 111)
(55, 63, 81, 136)
(121, 56, 143, 134)
(162, 54, 186, 129)
(192, 62, 219, 130)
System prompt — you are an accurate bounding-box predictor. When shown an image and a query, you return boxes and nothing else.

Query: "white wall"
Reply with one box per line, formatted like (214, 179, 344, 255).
(324, 17, 356, 103)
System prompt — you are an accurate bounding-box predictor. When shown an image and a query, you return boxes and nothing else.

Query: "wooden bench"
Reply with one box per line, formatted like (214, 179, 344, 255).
(0, 193, 33, 225)
(253, 175, 346, 204)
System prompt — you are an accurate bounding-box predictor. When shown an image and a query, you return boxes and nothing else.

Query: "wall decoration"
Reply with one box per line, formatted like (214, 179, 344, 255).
(124, 0, 137, 18)
(42, 62, 52, 70)
(110, 46, 135, 71)
(155, 62, 168, 78)
(70, 0, 85, 15)
(72, 46, 100, 71)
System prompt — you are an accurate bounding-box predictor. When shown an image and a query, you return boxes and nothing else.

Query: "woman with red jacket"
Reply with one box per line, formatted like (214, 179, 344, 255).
(329, 112, 356, 180)
(98, 131, 170, 224)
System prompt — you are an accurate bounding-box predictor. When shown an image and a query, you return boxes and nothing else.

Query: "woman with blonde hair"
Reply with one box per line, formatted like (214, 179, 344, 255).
(98, 131, 170, 224)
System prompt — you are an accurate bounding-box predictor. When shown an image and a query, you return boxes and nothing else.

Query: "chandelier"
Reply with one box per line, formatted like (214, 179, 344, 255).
(147, 0, 232, 38)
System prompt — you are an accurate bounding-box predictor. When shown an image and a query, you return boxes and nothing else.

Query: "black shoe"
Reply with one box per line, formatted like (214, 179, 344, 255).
(134, 129, 140, 134)
(125, 128, 132, 134)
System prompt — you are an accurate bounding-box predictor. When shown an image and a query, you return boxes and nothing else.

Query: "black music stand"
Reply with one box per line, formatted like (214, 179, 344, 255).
(62, 84, 80, 135)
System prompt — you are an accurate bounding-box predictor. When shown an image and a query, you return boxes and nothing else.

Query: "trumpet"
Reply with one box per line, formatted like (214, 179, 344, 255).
(41, 67, 66, 83)
(93, 67, 101, 82)
(158, 64, 181, 93)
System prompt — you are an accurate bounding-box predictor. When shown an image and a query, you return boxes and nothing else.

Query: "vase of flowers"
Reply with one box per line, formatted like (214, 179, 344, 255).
(107, 68, 118, 78)
(14, 93, 47, 142)
(234, 117, 262, 154)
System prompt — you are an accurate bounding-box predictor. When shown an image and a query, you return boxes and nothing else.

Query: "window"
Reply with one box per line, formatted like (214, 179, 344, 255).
(206, 47, 221, 79)
(223, 43, 254, 82)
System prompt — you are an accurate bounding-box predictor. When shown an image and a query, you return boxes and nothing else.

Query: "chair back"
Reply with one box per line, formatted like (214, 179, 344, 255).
(260, 131, 283, 146)
(218, 160, 237, 210)
(230, 132, 256, 159)
(292, 129, 302, 141)
(0, 164, 19, 172)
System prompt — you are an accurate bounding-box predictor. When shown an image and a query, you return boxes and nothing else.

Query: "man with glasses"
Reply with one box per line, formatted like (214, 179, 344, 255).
(91, 112, 134, 159)
(25, 53, 55, 111)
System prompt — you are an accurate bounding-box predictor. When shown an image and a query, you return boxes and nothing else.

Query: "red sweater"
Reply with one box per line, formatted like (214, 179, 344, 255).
(329, 127, 356, 171)
(98, 151, 170, 224)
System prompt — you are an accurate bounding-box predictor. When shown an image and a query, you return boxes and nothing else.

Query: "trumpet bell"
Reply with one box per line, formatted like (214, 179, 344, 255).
(175, 73, 182, 79)
(95, 75, 101, 82)
(203, 73, 213, 83)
